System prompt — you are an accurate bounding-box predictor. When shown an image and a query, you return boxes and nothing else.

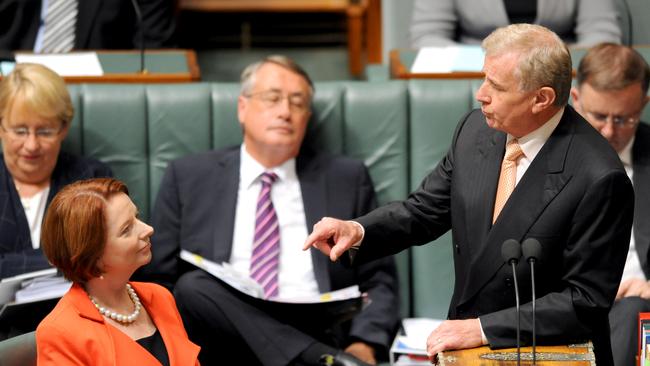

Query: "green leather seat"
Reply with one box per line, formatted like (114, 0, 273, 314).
(0, 331, 36, 366)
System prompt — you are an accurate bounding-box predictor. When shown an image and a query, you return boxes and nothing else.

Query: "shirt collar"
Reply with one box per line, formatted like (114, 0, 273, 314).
(240, 144, 297, 188)
(619, 135, 635, 168)
(507, 107, 564, 161)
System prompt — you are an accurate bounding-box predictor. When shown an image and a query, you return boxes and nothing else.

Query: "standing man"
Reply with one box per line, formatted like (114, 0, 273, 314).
(305, 24, 633, 366)
(571, 42, 650, 366)
(142, 56, 398, 366)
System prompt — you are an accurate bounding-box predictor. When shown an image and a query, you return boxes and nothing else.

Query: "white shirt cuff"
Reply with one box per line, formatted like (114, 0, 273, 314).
(478, 318, 488, 345)
(348, 220, 365, 249)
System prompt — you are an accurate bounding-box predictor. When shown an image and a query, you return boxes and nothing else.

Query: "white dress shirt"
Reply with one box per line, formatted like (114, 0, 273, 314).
(507, 107, 564, 183)
(20, 186, 50, 249)
(618, 136, 646, 282)
(229, 145, 320, 300)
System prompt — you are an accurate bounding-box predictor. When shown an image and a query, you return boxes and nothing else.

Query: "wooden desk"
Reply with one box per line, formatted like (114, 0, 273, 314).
(438, 343, 595, 366)
(178, 0, 379, 76)
(390, 49, 484, 80)
(63, 49, 200, 83)
(391, 46, 650, 80)
(10, 49, 201, 83)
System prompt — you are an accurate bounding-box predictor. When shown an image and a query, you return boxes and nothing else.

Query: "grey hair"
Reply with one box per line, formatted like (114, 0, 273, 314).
(482, 23, 572, 106)
(240, 55, 315, 100)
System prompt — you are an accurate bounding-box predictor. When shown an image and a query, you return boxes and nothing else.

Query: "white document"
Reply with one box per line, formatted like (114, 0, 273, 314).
(15, 52, 104, 76)
(390, 318, 446, 365)
(401, 317, 445, 350)
(14, 275, 71, 304)
(411, 46, 484, 74)
(0, 268, 70, 305)
(180, 249, 361, 304)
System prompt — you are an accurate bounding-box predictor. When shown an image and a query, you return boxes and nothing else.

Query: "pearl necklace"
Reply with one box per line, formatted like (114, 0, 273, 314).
(88, 283, 142, 324)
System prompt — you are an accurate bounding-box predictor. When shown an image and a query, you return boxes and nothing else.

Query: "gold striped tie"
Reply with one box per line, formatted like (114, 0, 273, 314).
(493, 139, 524, 223)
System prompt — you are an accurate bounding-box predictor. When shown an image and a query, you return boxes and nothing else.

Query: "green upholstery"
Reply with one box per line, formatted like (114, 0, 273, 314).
(62, 80, 487, 319)
(408, 80, 475, 318)
(0, 331, 36, 366)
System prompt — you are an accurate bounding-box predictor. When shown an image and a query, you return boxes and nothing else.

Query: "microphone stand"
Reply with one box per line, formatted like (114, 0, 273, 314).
(530, 257, 536, 366)
(511, 258, 521, 366)
(522, 238, 542, 366)
(130, 0, 146, 74)
(501, 239, 522, 366)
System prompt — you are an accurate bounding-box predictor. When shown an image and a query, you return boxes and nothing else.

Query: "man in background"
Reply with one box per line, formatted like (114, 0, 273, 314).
(142, 55, 399, 366)
(0, 0, 176, 53)
(571, 42, 650, 366)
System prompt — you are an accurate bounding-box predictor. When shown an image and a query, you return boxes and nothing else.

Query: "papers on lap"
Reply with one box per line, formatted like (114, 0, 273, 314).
(0, 268, 71, 321)
(179, 249, 362, 303)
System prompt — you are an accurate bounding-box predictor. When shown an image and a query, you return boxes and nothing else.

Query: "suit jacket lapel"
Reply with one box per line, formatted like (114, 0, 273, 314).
(210, 150, 240, 262)
(297, 152, 331, 292)
(633, 124, 650, 277)
(0, 159, 30, 253)
(466, 128, 505, 248)
(75, 0, 101, 48)
(460, 109, 574, 305)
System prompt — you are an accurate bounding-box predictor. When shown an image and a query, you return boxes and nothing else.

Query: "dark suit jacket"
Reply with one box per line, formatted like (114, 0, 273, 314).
(144, 146, 399, 350)
(0, 152, 112, 278)
(633, 123, 650, 277)
(0, 0, 176, 52)
(355, 106, 633, 365)
(37, 282, 200, 366)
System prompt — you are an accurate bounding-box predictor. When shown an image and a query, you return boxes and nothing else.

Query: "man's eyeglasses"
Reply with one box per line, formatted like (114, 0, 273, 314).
(244, 90, 311, 112)
(583, 110, 640, 128)
(0, 124, 64, 142)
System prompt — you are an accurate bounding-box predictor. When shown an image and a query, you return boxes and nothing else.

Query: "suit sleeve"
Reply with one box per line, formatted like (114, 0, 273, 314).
(480, 170, 634, 348)
(137, 161, 182, 289)
(139, 0, 177, 47)
(573, 0, 622, 46)
(410, 0, 458, 47)
(353, 111, 468, 264)
(347, 163, 400, 350)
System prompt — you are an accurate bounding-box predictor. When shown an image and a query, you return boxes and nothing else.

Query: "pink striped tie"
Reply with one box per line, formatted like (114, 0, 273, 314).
(250, 172, 280, 299)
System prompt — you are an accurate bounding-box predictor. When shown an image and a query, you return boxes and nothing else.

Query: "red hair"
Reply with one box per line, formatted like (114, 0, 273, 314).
(41, 178, 128, 283)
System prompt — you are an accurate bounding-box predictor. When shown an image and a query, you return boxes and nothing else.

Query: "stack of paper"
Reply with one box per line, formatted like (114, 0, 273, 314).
(390, 318, 445, 365)
(180, 249, 361, 303)
(411, 46, 485, 74)
(14, 275, 71, 303)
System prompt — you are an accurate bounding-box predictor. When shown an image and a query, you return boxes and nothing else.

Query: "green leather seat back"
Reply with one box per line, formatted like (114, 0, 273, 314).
(0, 331, 36, 366)
(408, 79, 475, 318)
(341, 81, 410, 317)
(148, 83, 214, 215)
(65, 84, 150, 220)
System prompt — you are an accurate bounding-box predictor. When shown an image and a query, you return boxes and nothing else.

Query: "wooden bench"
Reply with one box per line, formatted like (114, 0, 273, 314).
(178, 0, 381, 76)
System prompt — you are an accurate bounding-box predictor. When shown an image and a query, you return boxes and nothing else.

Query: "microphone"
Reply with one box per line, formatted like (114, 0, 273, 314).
(501, 239, 522, 366)
(130, 0, 147, 74)
(522, 238, 542, 366)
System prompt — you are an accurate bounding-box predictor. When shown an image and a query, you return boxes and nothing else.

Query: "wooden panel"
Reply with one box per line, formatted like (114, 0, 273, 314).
(180, 0, 353, 12)
(178, 0, 371, 76)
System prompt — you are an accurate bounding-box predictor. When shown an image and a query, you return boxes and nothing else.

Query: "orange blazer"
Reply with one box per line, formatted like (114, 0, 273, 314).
(36, 281, 200, 365)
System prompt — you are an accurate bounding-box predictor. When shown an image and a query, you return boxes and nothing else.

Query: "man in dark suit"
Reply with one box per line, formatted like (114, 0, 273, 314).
(305, 24, 633, 366)
(0, 0, 176, 52)
(142, 56, 398, 366)
(571, 43, 650, 366)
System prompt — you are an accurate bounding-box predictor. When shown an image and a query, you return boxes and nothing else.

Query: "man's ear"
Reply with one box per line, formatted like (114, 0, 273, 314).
(237, 95, 247, 128)
(531, 86, 556, 114)
(570, 87, 581, 109)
